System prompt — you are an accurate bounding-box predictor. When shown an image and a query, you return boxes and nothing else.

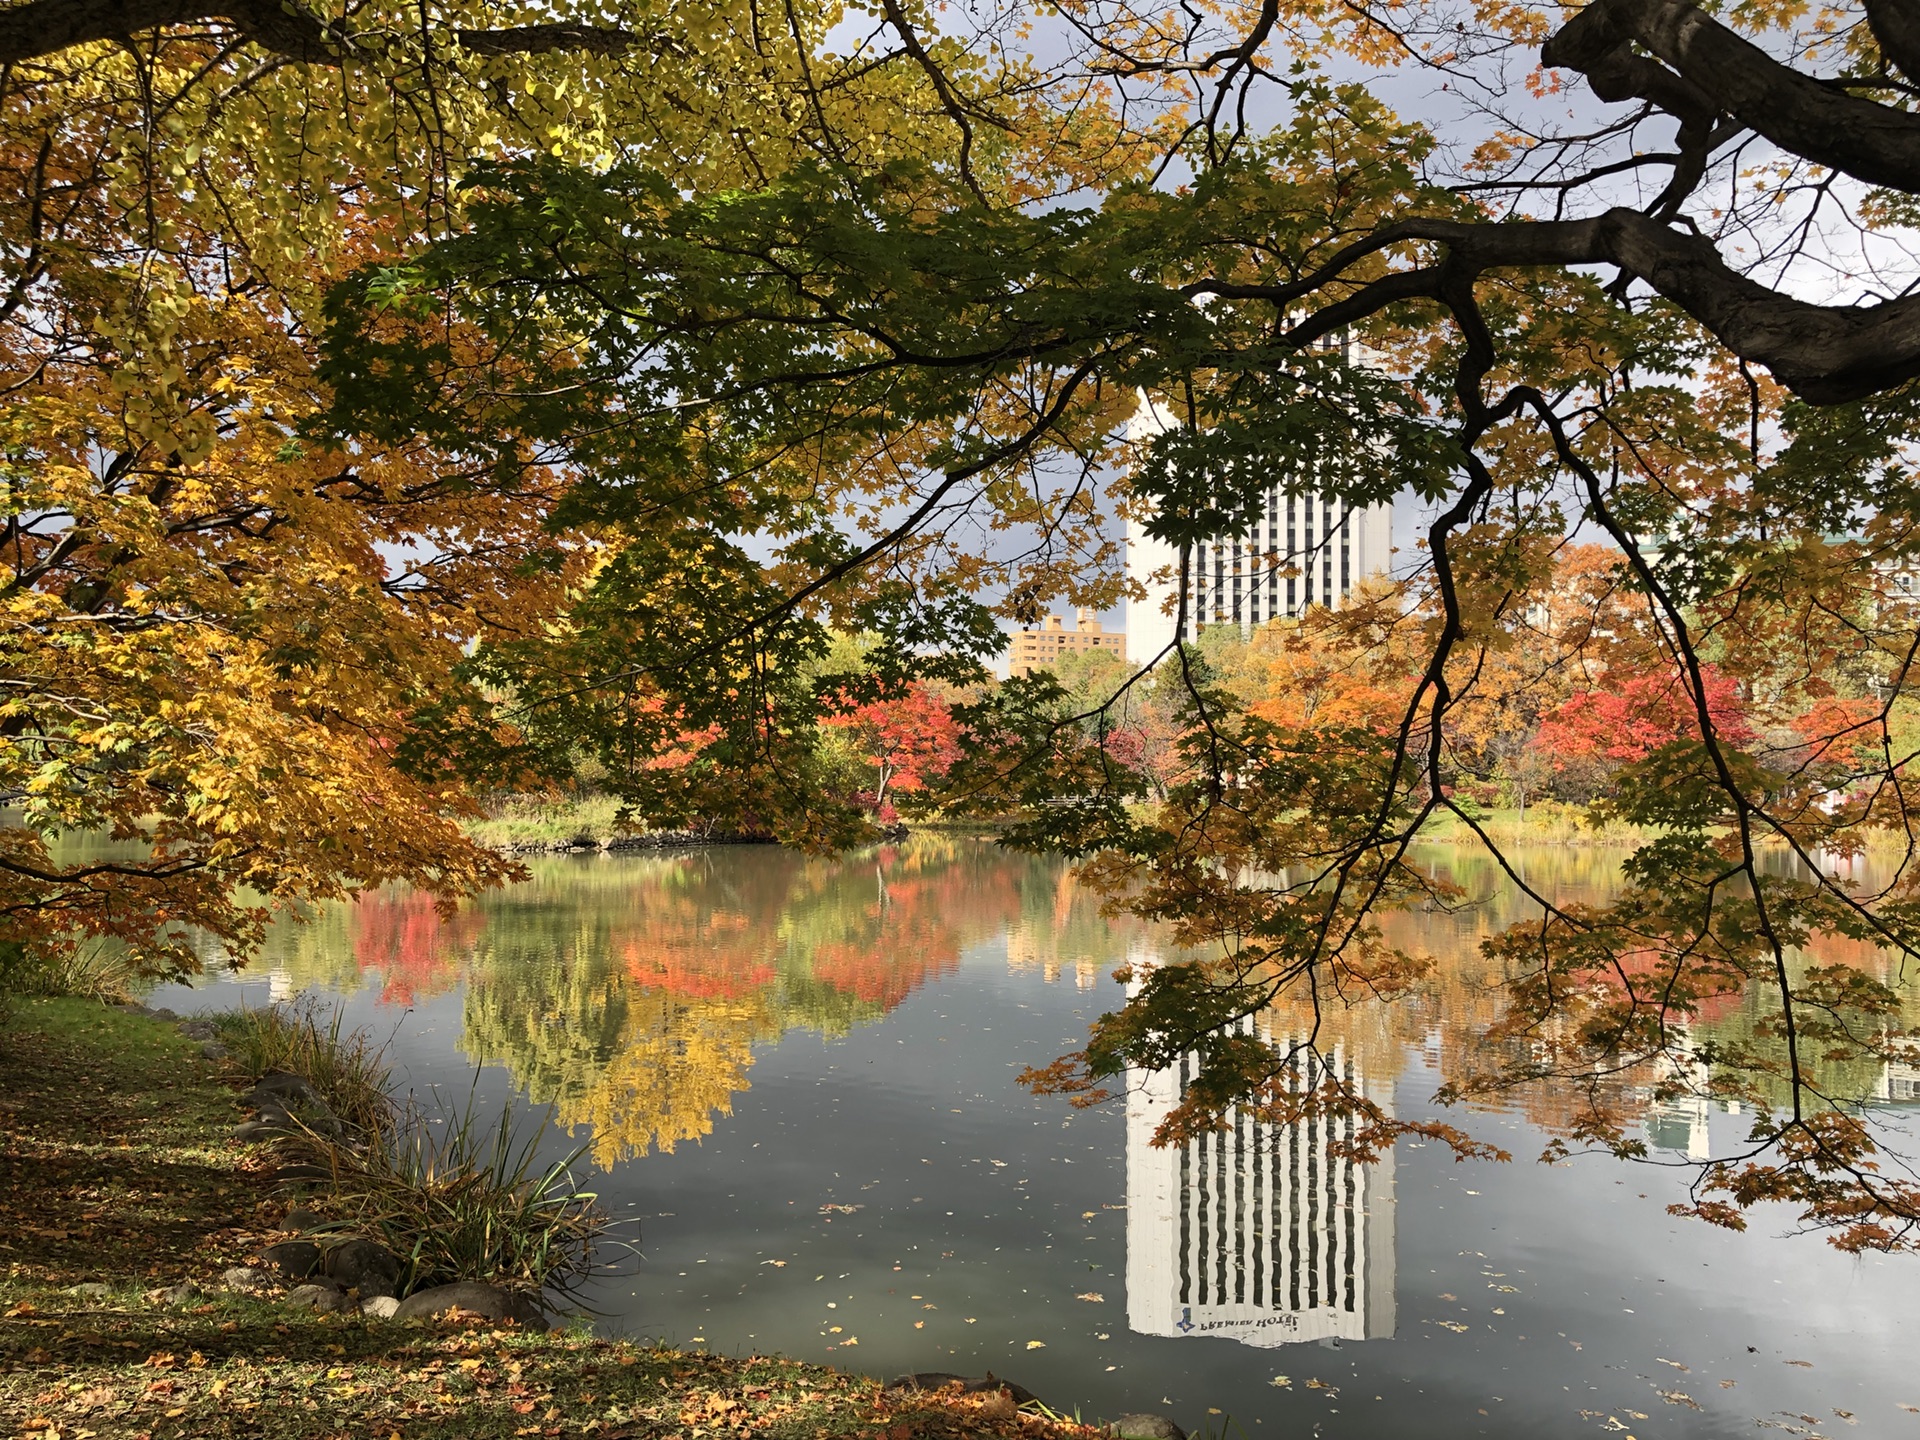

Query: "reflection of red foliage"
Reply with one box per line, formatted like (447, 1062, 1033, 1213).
(352, 890, 483, 1005)
(809, 888, 962, 1005)
(1607, 947, 1743, 1025)
(1535, 665, 1752, 764)
(620, 925, 777, 1001)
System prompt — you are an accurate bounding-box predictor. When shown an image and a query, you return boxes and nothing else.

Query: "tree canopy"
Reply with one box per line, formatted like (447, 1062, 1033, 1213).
(13, 0, 1920, 1248)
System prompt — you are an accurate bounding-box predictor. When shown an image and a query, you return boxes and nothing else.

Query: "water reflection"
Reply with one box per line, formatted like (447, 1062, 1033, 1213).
(251, 839, 1144, 1166)
(1127, 1038, 1396, 1347)
(243, 837, 1920, 1185)
(156, 837, 1920, 1433)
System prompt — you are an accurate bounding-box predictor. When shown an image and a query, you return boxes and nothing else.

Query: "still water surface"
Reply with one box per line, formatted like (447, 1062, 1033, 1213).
(151, 839, 1916, 1439)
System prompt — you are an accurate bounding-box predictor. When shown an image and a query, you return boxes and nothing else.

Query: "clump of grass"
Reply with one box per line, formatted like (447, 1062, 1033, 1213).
(210, 1001, 392, 1131)
(214, 1000, 610, 1300)
(298, 1090, 608, 1298)
(0, 938, 142, 1004)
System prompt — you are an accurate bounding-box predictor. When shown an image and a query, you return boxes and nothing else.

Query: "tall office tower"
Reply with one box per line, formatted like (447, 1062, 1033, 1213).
(1124, 398, 1395, 666)
(1125, 1015, 1396, 1347)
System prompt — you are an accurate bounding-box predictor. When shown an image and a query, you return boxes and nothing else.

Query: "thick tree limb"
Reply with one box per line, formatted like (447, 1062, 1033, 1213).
(1544, 0, 1920, 193)
(0, 0, 651, 67)
(1864, 0, 1920, 83)
(1192, 208, 1920, 402)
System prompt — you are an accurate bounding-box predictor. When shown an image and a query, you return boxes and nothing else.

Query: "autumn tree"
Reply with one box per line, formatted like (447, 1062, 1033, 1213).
(0, 0, 1085, 977)
(305, 0, 1920, 1251)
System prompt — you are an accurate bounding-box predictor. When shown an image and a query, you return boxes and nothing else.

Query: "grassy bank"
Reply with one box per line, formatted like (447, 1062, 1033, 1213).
(466, 794, 638, 851)
(1416, 803, 1653, 846)
(0, 999, 1110, 1440)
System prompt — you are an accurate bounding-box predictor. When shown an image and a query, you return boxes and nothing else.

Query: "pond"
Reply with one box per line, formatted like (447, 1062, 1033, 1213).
(150, 838, 1918, 1439)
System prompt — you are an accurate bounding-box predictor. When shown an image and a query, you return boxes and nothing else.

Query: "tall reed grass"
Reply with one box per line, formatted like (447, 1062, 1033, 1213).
(211, 1002, 391, 1131)
(0, 938, 142, 1004)
(300, 1091, 605, 1297)
(217, 1002, 608, 1296)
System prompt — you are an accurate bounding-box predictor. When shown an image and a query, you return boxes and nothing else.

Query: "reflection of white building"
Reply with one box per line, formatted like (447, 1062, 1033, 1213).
(1125, 398, 1395, 666)
(1126, 1033, 1396, 1346)
(1873, 1061, 1920, 1103)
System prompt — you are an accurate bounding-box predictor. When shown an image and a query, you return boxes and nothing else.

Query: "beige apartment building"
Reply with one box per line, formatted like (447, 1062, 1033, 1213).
(1008, 609, 1124, 676)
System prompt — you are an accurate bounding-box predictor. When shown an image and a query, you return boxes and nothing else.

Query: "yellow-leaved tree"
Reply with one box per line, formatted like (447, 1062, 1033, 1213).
(0, 0, 1088, 978)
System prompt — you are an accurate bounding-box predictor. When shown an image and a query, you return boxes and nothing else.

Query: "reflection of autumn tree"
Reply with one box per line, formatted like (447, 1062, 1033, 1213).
(352, 891, 485, 1005)
(460, 840, 1070, 1166)
(1004, 865, 1152, 989)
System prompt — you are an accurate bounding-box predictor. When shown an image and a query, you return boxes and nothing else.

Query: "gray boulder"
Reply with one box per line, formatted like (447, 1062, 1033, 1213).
(252, 1070, 322, 1108)
(1107, 1417, 1186, 1440)
(221, 1267, 273, 1291)
(259, 1239, 323, 1279)
(392, 1282, 545, 1327)
(283, 1207, 326, 1233)
(324, 1238, 401, 1299)
(201, 1041, 229, 1062)
(178, 1018, 217, 1041)
(270, 1162, 334, 1187)
(360, 1295, 401, 1319)
(285, 1282, 351, 1314)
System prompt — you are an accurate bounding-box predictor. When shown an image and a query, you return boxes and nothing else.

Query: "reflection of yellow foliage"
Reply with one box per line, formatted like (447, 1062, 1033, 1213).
(570, 990, 779, 1167)
(455, 839, 1058, 1166)
(1004, 865, 1145, 988)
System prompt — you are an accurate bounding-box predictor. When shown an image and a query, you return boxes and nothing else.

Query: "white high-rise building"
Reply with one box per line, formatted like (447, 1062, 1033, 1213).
(1124, 398, 1394, 666)
(1125, 1018, 1396, 1347)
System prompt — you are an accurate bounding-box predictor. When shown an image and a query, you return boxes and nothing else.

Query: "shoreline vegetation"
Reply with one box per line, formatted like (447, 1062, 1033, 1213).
(465, 791, 1662, 853)
(0, 997, 1176, 1440)
(470, 793, 1920, 858)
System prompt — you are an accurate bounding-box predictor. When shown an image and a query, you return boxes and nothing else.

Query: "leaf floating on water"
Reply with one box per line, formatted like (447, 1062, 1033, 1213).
(1269, 1378, 1292, 1389)
(1657, 1391, 1699, 1410)
(1657, 1359, 1690, 1371)
(914, 1322, 924, 1329)
(819, 1204, 862, 1215)
(761, 1260, 788, 1267)
(965, 1318, 976, 1324)
(1438, 1294, 1457, 1301)
(1784, 1360, 1814, 1368)
(1082, 1211, 1098, 1219)
(1075, 1293, 1104, 1303)
(1433, 1321, 1470, 1333)
(1026, 1341, 1046, 1350)
(842, 1337, 858, 1346)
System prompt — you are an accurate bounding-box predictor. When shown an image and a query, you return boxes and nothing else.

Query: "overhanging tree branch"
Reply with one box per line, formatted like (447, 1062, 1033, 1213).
(0, 0, 662, 67)
(1544, 0, 1920, 193)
